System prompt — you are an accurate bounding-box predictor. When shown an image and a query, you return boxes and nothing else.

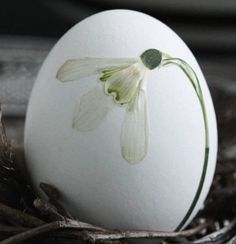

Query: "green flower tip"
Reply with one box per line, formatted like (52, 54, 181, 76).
(140, 49, 162, 70)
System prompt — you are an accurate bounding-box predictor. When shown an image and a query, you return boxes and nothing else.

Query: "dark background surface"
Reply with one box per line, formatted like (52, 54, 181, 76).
(1, 0, 236, 55)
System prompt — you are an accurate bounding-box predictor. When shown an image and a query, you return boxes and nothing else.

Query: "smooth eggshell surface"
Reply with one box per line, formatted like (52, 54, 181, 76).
(24, 10, 217, 231)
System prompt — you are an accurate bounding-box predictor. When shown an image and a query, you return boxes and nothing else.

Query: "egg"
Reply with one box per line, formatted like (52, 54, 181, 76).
(24, 9, 217, 232)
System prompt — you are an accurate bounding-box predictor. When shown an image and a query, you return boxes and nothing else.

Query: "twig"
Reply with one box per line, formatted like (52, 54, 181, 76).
(0, 219, 210, 244)
(228, 235, 236, 244)
(0, 221, 63, 244)
(193, 219, 236, 243)
(0, 108, 36, 214)
(0, 219, 209, 244)
(0, 108, 13, 163)
(0, 219, 105, 244)
(33, 198, 64, 220)
(81, 222, 211, 242)
(39, 183, 60, 200)
(0, 202, 44, 227)
(40, 182, 73, 218)
(0, 225, 28, 234)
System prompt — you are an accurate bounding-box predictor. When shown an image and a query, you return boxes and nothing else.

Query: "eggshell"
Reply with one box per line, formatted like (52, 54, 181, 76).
(24, 10, 217, 231)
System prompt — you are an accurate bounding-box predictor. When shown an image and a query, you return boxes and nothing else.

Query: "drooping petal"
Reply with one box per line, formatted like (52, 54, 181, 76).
(105, 63, 144, 105)
(73, 85, 115, 131)
(99, 65, 130, 82)
(120, 89, 149, 164)
(56, 57, 138, 82)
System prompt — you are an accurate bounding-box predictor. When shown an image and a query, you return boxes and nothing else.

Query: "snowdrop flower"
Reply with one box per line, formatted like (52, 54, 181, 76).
(56, 49, 208, 165)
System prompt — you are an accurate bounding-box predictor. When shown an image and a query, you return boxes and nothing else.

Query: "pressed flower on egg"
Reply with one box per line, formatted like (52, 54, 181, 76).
(56, 49, 209, 165)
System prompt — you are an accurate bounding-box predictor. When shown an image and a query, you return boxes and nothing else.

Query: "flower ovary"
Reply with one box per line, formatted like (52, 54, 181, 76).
(140, 49, 162, 70)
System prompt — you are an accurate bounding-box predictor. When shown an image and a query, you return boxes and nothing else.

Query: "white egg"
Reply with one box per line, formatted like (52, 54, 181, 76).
(24, 9, 217, 232)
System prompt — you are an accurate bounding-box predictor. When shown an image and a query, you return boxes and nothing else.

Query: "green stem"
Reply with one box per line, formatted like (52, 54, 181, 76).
(161, 58, 209, 231)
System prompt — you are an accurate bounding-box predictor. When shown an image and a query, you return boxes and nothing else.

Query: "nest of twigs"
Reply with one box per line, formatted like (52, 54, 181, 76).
(0, 85, 236, 244)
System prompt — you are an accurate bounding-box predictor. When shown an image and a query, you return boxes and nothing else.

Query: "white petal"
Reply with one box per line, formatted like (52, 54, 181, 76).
(56, 57, 138, 81)
(105, 63, 144, 104)
(120, 89, 149, 164)
(73, 85, 115, 131)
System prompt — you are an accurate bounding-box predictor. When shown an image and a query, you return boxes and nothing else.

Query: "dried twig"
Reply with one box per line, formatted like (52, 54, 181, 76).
(81, 222, 211, 242)
(0, 219, 210, 244)
(0, 225, 28, 234)
(228, 235, 236, 244)
(33, 198, 64, 221)
(0, 219, 105, 244)
(193, 219, 236, 244)
(40, 182, 73, 219)
(0, 107, 36, 212)
(0, 202, 44, 227)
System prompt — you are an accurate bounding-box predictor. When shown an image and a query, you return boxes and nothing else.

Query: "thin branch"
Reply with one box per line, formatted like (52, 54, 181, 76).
(0, 219, 210, 244)
(0, 225, 28, 234)
(82, 222, 211, 242)
(0, 219, 105, 244)
(227, 235, 236, 244)
(39, 183, 60, 201)
(33, 198, 64, 220)
(193, 219, 236, 244)
(0, 221, 62, 244)
(40, 183, 73, 218)
(0, 202, 45, 227)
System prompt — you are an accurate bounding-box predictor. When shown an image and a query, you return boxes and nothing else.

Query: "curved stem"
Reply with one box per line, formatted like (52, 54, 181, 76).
(161, 57, 210, 230)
